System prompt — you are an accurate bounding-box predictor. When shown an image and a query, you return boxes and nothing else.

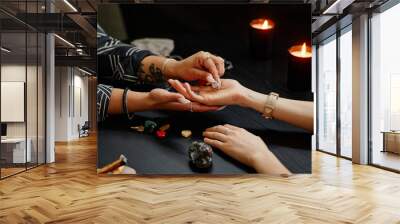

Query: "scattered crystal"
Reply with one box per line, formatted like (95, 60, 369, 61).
(159, 124, 170, 131)
(144, 120, 157, 134)
(181, 130, 192, 138)
(131, 126, 144, 132)
(188, 141, 213, 168)
(156, 130, 166, 138)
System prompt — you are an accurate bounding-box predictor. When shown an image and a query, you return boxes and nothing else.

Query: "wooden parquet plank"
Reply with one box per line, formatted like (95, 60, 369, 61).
(0, 135, 399, 223)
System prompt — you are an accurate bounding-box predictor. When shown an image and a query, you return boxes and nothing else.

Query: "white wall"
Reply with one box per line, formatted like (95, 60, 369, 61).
(1, 65, 41, 138)
(1, 63, 46, 163)
(54, 66, 70, 141)
(54, 66, 89, 141)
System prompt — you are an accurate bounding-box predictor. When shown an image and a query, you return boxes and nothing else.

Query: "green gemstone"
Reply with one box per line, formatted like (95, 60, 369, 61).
(144, 120, 157, 134)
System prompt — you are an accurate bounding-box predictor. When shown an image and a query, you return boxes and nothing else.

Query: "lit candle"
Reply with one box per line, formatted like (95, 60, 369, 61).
(288, 42, 312, 58)
(249, 18, 275, 59)
(287, 42, 312, 92)
(250, 19, 274, 30)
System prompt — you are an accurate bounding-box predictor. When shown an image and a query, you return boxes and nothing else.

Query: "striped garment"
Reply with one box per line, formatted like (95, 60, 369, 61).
(97, 25, 156, 122)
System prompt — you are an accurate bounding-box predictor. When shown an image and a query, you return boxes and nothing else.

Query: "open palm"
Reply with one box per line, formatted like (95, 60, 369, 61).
(148, 88, 222, 112)
(168, 79, 247, 106)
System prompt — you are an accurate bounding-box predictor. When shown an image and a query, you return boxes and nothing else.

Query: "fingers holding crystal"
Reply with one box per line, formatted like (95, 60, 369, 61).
(200, 52, 221, 89)
(214, 56, 225, 76)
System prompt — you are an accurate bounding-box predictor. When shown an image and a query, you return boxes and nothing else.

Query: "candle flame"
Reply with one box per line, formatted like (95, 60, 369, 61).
(261, 20, 269, 29)
(289, 42, 311, 58)
(301, 43, 307, 57)
(250, 18, 274, 30)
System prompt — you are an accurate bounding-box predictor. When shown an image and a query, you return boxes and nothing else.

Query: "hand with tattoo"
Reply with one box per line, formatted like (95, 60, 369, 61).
(139, 51, 225, 88)
(166, 51, 225, 88)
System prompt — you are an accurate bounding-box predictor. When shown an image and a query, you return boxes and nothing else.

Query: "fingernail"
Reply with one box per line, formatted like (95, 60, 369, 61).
(217, 106, 226, 111)
(178, 98, 190, 104)
(206, 75, 215, 83)
(211, 81, 220, 89)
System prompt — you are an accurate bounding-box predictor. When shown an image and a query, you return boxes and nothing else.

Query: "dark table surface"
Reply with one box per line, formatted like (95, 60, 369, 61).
(98, 104, 311, 174)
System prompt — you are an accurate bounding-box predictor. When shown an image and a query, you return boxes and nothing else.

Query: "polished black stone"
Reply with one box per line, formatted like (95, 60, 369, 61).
(188, 141, 213, 169)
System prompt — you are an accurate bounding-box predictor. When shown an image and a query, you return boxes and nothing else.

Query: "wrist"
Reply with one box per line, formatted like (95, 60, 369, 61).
(143, 92, 157, 110)
(163, 59, 179, 79)
(250, 145, 270, 172)
(127, 91, 155, 112)
(239, 89, 267, 113)
(236, 87, 251, 107)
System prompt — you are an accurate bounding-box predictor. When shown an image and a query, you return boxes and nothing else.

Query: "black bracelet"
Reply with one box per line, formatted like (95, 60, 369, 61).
(123, 88, 134, 120)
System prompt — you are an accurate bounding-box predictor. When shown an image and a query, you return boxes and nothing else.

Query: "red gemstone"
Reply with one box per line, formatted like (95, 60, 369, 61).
(156, 130, 166, 138)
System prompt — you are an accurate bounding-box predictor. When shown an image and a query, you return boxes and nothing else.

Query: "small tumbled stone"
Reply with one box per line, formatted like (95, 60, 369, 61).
(131, 126, 144, 132)
(159, 124, 170, 131)
(144, 120, 157, 134)
(188, 141, 213, 168)
(156, 130, 166, 138)
(181, 130, 192, 138)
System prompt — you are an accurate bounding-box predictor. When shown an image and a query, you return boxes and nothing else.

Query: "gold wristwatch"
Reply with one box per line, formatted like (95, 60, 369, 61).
(262, 92, 279, 119)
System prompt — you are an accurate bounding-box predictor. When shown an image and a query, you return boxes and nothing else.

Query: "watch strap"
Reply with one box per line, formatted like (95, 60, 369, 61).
(262, 92, 279, 119)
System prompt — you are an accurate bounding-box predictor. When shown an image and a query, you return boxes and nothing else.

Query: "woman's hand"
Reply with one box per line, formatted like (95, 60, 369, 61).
(168, 79, 249, 106)
(166, 51, 225, 87)
(146, 88, 222, 112)
(109, 88, 222, 115)
(203, 124, 291, 175)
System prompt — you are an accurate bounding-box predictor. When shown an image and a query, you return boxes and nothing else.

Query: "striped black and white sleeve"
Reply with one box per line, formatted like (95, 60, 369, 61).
(97, 84, 112, 122)
(97, 25, 156, 84)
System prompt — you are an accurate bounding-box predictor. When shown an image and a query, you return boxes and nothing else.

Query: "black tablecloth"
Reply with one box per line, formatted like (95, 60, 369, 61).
(98, 104, 311, 174)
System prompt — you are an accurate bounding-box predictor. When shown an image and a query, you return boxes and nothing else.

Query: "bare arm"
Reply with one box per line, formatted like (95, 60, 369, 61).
(240, 89, 314, 132)
(169, 79, 314, 132)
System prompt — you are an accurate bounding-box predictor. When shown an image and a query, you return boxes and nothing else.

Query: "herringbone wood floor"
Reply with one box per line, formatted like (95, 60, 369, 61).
(1, 134, 400, 224)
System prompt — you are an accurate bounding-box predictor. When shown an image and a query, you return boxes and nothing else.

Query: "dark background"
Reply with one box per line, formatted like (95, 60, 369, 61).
(98, 4, 312, 174)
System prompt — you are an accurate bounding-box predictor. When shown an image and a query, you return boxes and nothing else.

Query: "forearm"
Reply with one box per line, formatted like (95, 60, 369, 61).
(240, 89, 314, 132)
(252, 148, 292, 176)
(108, 88, 153, 114)
(273, 97, 313, 133)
